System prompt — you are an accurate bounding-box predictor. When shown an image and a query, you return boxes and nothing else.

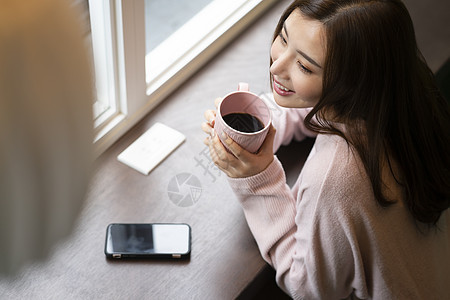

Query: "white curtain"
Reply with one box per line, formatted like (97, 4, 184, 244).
(0, 0, 93, 275)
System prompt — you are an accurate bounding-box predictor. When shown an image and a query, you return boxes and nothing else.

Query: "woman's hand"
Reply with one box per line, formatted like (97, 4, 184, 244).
(201, 97, 221, 136)
(201, 98, 276, 178)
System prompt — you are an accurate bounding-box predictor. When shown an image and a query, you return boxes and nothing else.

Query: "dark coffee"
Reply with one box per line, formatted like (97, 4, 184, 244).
(223, 112, 264, 133)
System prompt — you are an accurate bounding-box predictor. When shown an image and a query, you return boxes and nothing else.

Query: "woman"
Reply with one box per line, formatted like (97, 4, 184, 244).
(202, 0, 450, 298)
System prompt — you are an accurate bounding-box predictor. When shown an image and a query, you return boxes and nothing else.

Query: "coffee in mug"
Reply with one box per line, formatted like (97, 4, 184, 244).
(222, 112, 265, 133)
(214, 83, 272, 153)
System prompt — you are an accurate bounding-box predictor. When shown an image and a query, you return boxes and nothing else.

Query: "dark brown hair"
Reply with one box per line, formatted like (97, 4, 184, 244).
(272, 0, 450, 226)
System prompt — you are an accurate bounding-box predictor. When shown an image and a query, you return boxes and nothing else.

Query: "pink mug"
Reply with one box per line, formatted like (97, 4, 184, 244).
(214, 83, 272, 153)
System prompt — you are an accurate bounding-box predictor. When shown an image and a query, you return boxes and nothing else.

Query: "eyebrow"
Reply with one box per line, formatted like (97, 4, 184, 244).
(283, 23, 323, 69)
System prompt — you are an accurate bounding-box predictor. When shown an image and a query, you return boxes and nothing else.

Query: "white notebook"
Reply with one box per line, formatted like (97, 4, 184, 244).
(117, 122, 186, 175)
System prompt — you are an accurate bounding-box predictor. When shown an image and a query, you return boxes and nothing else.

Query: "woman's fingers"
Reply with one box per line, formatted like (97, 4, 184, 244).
(201, 121, 213, 135)
(214, 97, 222, 109)
(258, 125, 276, 155)
(219, 132, 246, 161)
(213, 128, 275, 178)
(208, 134, 235, 176)
(202, 98, 221, 135)
(204, 109, 216, 126)
(210, 134, 231, 164)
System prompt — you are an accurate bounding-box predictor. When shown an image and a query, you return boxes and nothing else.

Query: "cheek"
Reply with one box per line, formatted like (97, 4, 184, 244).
(293, 75, 322, 103)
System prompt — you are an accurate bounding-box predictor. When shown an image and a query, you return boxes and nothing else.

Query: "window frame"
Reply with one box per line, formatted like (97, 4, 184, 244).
(90, 0, 278, 156)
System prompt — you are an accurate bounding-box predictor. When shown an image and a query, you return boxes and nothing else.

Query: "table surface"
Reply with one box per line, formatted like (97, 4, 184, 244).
(0, 1, 312, 299)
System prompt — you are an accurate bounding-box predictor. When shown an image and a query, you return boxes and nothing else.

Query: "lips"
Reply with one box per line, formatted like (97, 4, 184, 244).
(273, 79, 295, 96)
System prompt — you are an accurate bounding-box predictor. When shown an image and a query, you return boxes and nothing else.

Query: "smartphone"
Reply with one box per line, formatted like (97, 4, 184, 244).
(104, 223, 191, 259)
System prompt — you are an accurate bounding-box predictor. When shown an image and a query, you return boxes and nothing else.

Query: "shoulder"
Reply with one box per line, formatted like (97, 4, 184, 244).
(302, 133, 367, 185)
(298, 133, 376, 217)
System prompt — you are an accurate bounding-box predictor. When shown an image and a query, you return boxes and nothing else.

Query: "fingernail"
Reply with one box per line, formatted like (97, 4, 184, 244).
(210, 128, 215, 137)
(222, 133, 232, 145)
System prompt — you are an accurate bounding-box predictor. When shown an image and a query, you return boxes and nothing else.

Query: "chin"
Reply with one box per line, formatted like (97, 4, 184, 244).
(272, 92, 291, 108)
(273, 92, 319, 109)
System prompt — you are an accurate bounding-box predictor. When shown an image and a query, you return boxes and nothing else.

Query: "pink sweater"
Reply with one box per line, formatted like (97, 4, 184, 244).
(228, 99, 450, 299)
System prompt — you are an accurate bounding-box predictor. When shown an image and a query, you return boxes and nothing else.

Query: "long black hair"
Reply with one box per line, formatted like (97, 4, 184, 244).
(272, 0, 450, 226)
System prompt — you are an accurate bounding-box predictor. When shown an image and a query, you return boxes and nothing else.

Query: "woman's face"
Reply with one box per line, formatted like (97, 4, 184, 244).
(270, 9, 326, 108)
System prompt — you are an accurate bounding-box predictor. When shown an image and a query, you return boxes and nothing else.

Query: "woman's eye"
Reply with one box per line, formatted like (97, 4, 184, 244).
(279, 32, 287, 44)
(298, 61, 312, 74)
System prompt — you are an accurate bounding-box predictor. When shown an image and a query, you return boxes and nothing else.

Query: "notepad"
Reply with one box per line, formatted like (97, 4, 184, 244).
(117, 122, 186, 175)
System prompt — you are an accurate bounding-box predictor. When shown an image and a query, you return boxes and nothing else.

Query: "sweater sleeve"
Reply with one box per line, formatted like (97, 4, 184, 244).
(228, 157, 297, 266)
(228, 135, 369, 299)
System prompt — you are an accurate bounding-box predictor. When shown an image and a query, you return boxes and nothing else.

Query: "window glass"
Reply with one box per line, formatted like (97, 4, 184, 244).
(145, 0, 213, 54)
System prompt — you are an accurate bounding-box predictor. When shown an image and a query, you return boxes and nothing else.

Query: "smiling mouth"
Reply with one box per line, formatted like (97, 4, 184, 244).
(273, 79, 295, 96)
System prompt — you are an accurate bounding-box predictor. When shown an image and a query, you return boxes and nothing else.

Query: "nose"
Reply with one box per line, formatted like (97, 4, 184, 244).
(270, 48, 290, 79)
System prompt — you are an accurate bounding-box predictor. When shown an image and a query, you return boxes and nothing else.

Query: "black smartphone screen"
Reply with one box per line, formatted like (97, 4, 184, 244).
(105, 223, 191, 259)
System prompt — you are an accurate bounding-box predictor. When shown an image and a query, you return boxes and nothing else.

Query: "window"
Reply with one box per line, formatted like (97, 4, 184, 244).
(145, 0, 213, 53)
(71, 0, 116, 127)
(86, 0, 120, 148)
(87, 0, 278, 155)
